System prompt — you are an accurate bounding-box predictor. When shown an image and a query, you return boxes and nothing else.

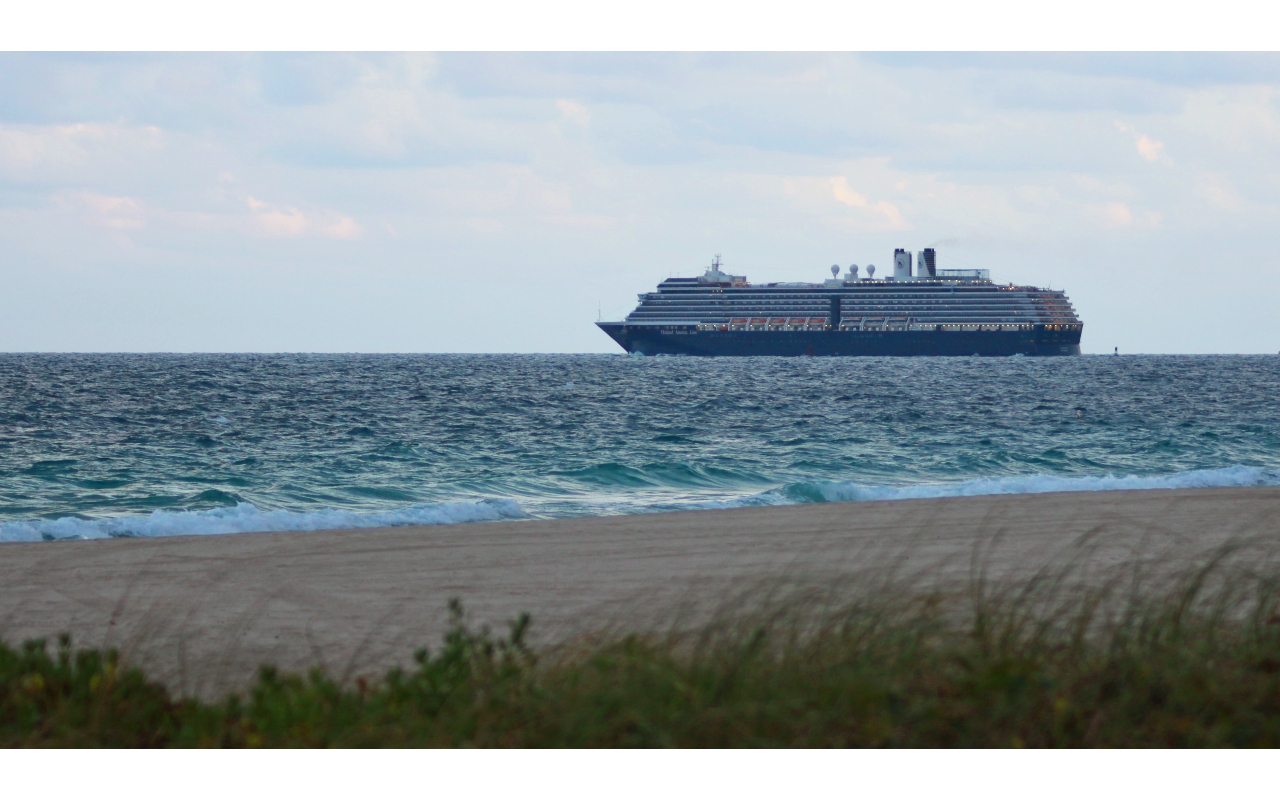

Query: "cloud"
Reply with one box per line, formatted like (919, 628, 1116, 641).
(245, 196, 362, 239)
(0, 122, 163, 181)
(1179, 85, 1280, 159)
(828, 176, 907, 229)
(1201, 176, 1250, 213)
(246, 196, 308, 237)
(1116, 121, 1167, 162)
(1103, 201, 1133, 226)
(3, 53, 1280, 354)
(556, 99, 590, 124)
(324, 216, 363, 239)
(829, 176, 868, 207)
(865, 53, 1280, 89)
(1135, 135, 1163, 161)
(1090, 201, 1162, 229)
(57, 190, 147, 229)
(41, 189, 363, 244)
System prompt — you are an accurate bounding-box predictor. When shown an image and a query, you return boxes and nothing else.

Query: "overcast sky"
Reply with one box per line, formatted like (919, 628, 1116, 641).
(1, 52, 1278, 354)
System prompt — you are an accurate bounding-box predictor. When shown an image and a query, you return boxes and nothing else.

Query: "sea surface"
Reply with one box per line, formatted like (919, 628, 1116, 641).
(2, 353, 1279, 542)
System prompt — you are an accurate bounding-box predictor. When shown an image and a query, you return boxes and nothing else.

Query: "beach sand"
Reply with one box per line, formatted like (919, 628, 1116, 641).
(2, 486, 1279, 698)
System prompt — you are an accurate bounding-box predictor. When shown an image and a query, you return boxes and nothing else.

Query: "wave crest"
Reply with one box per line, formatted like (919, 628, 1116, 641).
(786, 465, 1279, 504)
(0, 499, 528, 543)
(4, 466, 1276, 544)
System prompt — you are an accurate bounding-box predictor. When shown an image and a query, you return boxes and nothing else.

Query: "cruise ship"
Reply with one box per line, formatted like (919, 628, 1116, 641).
(597, 249, 1082, 357)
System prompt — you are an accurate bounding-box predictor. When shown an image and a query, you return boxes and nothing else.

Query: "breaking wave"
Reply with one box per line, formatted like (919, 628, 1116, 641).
(2, 466, 1276, 543)
(774, 465, 1280, 505)
(0, 498, 528, 543)
(680, 465, 1280, 511)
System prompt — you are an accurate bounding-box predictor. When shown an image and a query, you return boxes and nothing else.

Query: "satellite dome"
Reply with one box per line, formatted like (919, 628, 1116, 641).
(867, 264, 876, 277)
(830, 264, 840, 277)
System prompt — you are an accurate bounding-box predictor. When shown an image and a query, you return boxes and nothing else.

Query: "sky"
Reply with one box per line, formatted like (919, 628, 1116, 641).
(1, 52, 1278, 354)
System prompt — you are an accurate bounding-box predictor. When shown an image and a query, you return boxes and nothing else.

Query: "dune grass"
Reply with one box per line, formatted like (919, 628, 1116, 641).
(7, 545, 1280, 747)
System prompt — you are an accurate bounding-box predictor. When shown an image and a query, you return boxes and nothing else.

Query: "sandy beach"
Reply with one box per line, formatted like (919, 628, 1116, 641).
(3, 486, 1279, 698)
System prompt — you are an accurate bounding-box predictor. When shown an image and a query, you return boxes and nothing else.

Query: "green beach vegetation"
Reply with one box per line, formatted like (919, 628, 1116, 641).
(6, 547, 1280, 748)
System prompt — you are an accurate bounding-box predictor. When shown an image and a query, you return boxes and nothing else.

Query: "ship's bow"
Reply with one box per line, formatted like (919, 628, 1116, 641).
(596, 322, 633, 353)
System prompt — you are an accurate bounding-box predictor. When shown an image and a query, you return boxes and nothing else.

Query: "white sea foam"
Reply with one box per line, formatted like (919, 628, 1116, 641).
(0, 498, 528, 543)
(797, 465, 1280, 504)
(685, 491, 794, 510)
(4, 466, 1276, 544)
(685, 465, 1280, 510)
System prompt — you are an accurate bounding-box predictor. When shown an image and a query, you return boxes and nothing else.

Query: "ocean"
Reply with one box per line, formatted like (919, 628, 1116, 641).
(2, 353, 1279, 542)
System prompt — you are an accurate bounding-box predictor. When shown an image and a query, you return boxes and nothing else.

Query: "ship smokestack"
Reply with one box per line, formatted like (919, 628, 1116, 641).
(917, 248, 936, 278)
(893, 248, 912, 280)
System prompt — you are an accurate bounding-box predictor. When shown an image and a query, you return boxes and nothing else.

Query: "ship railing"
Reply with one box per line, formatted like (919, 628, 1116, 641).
(726, 315, 814, 331)
(839, 317, 887, 331)
(680, 319, 1078, 334)
(777, 316, 825, 331)
(713, 317, 835, 331)
(936, 323, 1037, 332)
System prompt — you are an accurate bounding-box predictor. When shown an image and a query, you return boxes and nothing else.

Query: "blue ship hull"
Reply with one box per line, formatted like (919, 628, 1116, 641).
(597, 323, 1082, 357)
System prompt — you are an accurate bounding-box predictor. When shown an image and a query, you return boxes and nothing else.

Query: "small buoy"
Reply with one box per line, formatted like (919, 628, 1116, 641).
(1076, 410, 1082, 418)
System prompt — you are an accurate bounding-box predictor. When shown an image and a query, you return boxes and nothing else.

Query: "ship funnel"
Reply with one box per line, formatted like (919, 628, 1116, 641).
(917, 248, 937, 278)
(893, 248, 912, 280)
